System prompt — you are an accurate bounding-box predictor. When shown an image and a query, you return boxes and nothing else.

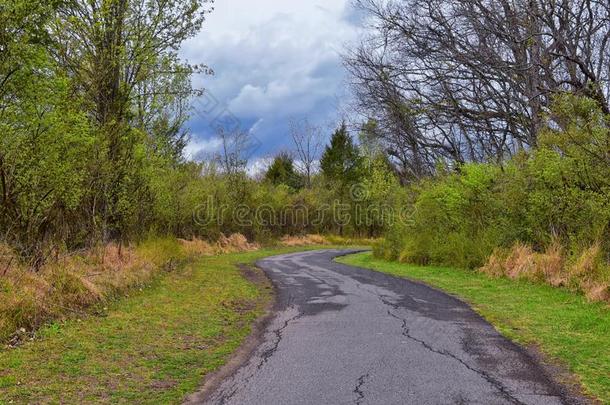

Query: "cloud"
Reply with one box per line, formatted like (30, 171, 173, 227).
(247, 157, 274, 178)
(183, 136, 223, 161)
(180, 1, 361, 161)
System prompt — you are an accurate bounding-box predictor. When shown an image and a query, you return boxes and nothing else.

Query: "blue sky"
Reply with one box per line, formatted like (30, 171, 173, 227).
(179, 1, 362, 170)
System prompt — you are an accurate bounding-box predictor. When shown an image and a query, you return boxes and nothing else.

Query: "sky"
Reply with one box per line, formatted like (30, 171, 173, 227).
(179, 0, 363, 170)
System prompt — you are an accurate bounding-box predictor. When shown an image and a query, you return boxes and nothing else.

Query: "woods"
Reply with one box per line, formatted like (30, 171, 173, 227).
(0, 4, 399, 268)
(1, 0, 609, 301)
(349, 0, 610, 302)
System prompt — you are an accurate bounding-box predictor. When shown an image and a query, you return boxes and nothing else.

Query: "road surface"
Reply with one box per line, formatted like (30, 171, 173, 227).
(196, 250, 582, 405)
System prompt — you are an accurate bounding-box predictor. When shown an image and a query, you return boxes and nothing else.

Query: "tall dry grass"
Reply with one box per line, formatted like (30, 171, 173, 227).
(278, 234, 379, 247)
(178, 233, 259, 256)
(279, 234, 329, 247)
(0, 234, 258, 344)
(480, 242, 609, 303)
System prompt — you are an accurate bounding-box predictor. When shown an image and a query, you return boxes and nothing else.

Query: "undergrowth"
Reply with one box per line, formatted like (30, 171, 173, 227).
(0, 234, 259, 344)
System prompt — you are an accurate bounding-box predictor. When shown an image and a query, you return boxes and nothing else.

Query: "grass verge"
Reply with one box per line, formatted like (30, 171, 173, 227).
(337, 252, 610, 404)
(0, 235, 259, 344)
(0, 247, 314, 404)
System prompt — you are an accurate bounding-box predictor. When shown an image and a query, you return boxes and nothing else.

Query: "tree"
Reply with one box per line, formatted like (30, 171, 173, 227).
(216, 128, 251, 176)
(289, 118, 323, 188)
(359, 152, 403, 236)
(49, 0, 214, 242)
(0, 0, 95, 264)
(265, 153, 302, 189)
(346, 0, 610, 167)
(320, 123, 362, 185)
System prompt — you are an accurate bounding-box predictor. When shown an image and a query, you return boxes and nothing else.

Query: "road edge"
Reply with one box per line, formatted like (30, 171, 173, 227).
(182, 263, 280, 405)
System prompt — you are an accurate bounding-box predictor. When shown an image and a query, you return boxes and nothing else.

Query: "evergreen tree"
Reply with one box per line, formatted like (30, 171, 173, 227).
(264, 153, 302, 189)
(320, 122, 362, 185)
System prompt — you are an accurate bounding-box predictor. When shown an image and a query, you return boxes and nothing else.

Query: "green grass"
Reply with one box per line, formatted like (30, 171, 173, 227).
(0, 247, 313, 404)
(337, 252, 610, 403)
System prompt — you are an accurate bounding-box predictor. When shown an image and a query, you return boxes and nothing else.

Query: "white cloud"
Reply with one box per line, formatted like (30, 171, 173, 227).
(181, 1, 361, 158)
(183, 136, 223, 161)
(247, 157, 274, 178)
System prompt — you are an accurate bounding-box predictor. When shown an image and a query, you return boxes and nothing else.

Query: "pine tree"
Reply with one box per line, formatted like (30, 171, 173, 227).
(320, 122, 362, 184)
(265, 153, 302, 189)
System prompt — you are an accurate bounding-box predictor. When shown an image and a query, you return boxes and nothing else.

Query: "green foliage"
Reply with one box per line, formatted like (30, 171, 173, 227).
(264, 153, 302, 189)
(9, 0, 606, 287)
(0, 0, 214, 262)
(382, 95, 610, 273)
(397, 163, 504, 268)
(356, 153, 405, 237)
(320, 122, 362, 186)
(0, 1, 94, 259)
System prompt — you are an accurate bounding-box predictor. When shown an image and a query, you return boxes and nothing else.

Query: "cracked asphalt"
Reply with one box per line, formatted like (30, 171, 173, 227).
(199, 249, 582, 405)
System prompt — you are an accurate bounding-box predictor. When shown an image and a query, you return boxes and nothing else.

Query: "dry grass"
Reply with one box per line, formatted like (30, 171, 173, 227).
(177, 238, 216, 256)
(278, 234, 379, 247)
(480, 241, 609, 304)
(0, 234, 258, 344)
(215, 233, 259, 253)
(178, 233, 259, 256)
(279, 234, 329, 247)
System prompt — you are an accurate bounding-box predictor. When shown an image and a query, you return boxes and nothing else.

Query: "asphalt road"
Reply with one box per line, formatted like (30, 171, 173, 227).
(198, 249, 582, 405)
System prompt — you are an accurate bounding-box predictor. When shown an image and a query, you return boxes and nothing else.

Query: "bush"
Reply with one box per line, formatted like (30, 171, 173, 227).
(378, 95, 610, 302)
(393, 163, 505, 268)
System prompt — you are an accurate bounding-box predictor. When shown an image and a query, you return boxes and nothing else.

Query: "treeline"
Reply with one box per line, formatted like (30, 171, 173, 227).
(346, 0, 610, 301)
(188, 123, 401, 242)
(4, 0, 610, 302)
(374, 95, 610, 300)
(0, 0, 400, 267)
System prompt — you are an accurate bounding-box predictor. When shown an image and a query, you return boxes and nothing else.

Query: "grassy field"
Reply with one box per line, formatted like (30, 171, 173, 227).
(0, 247, 314, 404)
(337, 252, 610, 403)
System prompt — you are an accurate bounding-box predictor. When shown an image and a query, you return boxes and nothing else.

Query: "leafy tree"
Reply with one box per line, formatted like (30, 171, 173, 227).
(319, 123, 364, 235)
(0, 0, 95, 264)
(359, 153, 402, 235)
(50, 0, 213, 242)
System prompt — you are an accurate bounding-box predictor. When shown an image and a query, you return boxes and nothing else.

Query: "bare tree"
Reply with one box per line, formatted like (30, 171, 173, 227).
(345, 0, 610, 172)
(289, 118, 324, 188)
(216, 128, 250, 176)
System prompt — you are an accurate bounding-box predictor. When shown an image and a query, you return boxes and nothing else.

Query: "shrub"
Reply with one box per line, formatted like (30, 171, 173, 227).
(378, 95, 610, 302)
(394, 163, 505, 268)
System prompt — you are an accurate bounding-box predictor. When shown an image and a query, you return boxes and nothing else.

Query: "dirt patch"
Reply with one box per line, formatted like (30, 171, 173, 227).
(151, 380, 177, 390)
(238, 264, 270, 287)
(183, 264, 277, 404)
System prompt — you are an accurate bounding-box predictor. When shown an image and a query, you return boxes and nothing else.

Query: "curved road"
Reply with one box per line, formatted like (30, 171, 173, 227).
(197, 250, 581, 405)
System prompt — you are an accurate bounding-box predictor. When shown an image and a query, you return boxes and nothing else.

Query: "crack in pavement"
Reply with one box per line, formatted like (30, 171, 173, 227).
(211, 308, 301, 405)
(217, 386, 237, 405)
(353, 372, 370, 405)
(197, 250, 580, 405)
(381, 303, 526, 405)
(257, 310, 301, 370)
